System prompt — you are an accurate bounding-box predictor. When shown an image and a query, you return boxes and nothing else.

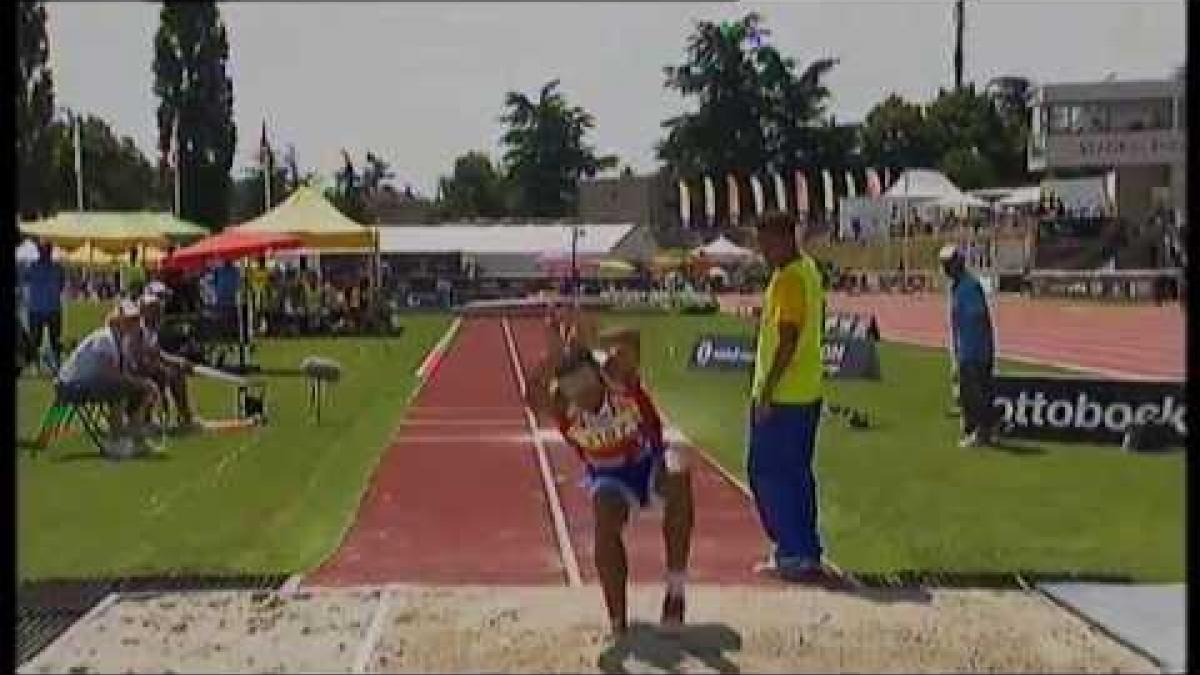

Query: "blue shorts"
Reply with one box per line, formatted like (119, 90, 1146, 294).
(583, 443, 666, 510)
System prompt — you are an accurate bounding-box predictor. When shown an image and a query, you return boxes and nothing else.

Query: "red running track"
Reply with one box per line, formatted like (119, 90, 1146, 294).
(304, 318, 564, 586)
(721, 292, 1185, 381)
(506, 316, 768, 584)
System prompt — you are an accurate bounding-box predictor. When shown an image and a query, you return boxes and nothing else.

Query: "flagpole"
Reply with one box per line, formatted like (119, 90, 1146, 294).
(173, 116, 181, 217)
(73, 112, 84, 211)
(261, 119, 272, 211)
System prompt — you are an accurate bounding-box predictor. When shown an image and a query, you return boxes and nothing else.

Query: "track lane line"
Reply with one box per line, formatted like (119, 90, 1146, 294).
(500, 317, 583, 588)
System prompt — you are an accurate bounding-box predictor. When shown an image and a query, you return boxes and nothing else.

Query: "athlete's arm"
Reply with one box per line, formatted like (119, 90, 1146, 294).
(596, 326, 640, 385)
(524, 316, 568, 420)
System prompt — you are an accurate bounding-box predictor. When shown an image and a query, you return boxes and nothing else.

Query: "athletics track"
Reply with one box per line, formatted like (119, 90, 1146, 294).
(305, 315, 767, 587)
(723, 292, 1186, 381)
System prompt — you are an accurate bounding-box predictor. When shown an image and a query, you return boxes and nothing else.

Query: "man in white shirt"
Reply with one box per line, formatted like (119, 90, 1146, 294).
(56, 301, 160, 441)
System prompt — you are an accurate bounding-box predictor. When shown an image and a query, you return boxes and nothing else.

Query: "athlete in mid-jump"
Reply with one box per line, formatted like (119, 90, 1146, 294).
(526, 311, 694, 639)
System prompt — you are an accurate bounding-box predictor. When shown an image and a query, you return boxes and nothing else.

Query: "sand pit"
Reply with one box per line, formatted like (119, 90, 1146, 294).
(22, 584, 1155, 673)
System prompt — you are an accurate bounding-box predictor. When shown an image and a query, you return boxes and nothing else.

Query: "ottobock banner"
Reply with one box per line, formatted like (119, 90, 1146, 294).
(689, 312, 881, 379)
(991, 375, 1186, 445)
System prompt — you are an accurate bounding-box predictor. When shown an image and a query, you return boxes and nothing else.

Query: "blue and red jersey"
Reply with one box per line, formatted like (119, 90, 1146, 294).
(554, 377, 665, 469)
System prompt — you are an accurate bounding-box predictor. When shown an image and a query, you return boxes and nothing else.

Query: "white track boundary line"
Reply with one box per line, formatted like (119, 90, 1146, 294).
(500, 317, 583, 588)
(351, 585, 394, 674)
(406, 317, 463, 406)
(19, 592, 120, 672)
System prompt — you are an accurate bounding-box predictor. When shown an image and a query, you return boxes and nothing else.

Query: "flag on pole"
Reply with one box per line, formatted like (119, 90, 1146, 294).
(845, 170, 857, 199)
(260, 119, 273, 208)
(703, 175, 716, 226)
(750, 175, 765, 216)
(866, 168, 882, 198)
(678, 178, 691, 229)
(727, 173, 740, 223)
(795, 170, 809, 216)
(772, 172, 787, 213)
(73, 113, 84, 211)
(822, 169, 835, 215)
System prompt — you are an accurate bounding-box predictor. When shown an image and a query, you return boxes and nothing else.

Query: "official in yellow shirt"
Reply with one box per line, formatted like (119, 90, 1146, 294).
(747, 212, 831, 584)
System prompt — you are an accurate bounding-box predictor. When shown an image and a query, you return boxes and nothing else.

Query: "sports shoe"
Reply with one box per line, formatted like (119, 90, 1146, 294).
(660, 592, 685, 634)
(958, 432, 982, 448)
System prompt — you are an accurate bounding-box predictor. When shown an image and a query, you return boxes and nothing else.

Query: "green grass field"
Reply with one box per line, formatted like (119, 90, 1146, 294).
(620, 313, 1184, 583)
(17, 304, 1182, 583)
(16, 302, 450, 581)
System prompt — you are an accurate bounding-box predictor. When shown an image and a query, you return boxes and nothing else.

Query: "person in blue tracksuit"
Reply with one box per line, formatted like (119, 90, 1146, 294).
(938, 244, 997, 447)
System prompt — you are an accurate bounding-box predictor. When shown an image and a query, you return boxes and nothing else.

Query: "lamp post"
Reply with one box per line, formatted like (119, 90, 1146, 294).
(570, 224, 584, 307)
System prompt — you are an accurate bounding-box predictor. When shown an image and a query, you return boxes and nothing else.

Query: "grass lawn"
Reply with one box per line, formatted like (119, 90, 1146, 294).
(17, 301, 451, 581)
(615, 313, 1184, 583)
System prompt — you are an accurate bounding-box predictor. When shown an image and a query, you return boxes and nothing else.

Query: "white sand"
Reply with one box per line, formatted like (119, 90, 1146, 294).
(22, 584, 1154, 674)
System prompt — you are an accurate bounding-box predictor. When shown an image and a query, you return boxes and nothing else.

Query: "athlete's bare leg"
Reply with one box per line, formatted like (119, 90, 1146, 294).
(658, 458, 694, 630)
(593, 490, 630, 636)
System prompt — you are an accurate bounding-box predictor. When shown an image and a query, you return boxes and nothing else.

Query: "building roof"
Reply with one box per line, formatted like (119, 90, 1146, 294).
(375, 223, 637, 256)
(1034, 78, 1182, 104)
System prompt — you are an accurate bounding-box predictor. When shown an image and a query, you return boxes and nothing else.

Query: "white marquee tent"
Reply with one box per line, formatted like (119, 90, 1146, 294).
(691, 235, 756, 262)
(365, 223, 653, 279)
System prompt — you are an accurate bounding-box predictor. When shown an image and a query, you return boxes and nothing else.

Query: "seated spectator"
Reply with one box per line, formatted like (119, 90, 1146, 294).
(56, 301, 160, 446)
(129, 293, 197, 430)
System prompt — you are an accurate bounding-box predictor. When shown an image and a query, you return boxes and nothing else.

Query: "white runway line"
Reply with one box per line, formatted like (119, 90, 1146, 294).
(500, 317, 583, 588)
(352, 586, 394, 674)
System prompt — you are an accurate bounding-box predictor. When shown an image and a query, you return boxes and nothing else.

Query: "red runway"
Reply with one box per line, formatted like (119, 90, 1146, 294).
(304, 318, 564, 586)
(722, 292, 1185, 381)
(306, 315, 770, 587)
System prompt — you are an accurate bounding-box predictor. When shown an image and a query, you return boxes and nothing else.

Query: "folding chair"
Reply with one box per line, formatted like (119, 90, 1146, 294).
(33, 384, 125, 457)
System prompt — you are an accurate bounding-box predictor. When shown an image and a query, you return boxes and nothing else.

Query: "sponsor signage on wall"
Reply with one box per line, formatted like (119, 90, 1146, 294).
(991, 375, 1185, 445)
(1045, 131, 1185, 168)
(688, 312, 881, 379)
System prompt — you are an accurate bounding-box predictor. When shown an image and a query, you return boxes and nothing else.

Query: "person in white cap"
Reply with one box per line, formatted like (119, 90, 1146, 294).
(55, 301, 160, 452)
(130, 292, 197, 431)
(938, 244, 997, 447)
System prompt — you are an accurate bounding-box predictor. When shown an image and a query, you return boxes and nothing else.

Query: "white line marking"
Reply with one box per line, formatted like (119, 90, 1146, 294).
(400, 418, 526, 427)
(406, 317, 463, 406)
(388, 434, 543, 444)
(415, 317, 462, 381)
(352, 585, 393, 674)
(19, 592, 120, 672)
(500, 317, 583, 588)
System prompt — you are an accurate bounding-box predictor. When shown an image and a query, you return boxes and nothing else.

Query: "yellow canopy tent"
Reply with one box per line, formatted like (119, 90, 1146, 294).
(597, 259, 636, 279)
(232, 186, 374, 249)
(61, 242, 121, 267)
(19, 211, 205, 252)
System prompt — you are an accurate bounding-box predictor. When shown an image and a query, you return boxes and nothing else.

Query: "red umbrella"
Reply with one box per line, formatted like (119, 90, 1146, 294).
(164, 228, 304, 271)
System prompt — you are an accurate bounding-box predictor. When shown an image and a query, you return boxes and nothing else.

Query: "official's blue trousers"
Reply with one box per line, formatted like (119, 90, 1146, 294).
(747, 400, 824, 568)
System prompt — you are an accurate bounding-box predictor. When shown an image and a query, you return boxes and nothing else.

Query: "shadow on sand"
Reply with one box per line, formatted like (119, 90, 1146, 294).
(598, 621, 743, 674)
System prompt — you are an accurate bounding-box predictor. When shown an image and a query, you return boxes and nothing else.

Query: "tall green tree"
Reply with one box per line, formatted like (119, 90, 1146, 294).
(500, 79, 617, 217)
(436, 151, 510, 219)
(984, 75, 1034, 184)
(17, 1, 57, 219)
(860, 94, 938, 170)
(325, 150, 372, 223)
(658, 14, 772, 177)
(153, 1, 236, 230)
(46, 112, 170, 212)
(657, 11, 842, 214)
